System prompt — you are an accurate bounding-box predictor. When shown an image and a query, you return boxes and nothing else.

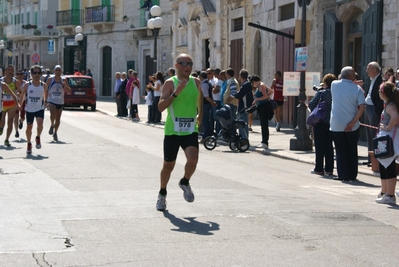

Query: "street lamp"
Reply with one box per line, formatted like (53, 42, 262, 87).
(0, 40, 5, 70)
(147, 5, 163, 72)
(74, 26, 84, 73)
(289, 0, 313, 151)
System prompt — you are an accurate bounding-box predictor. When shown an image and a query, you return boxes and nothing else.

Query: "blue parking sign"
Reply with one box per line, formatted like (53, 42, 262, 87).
(48, 39, 55, 54)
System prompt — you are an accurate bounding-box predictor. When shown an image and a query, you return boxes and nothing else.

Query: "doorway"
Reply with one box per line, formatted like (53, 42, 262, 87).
(347, 37, 362, 75)
(346, 10, 363, 75)
(102, 46, 112, 96)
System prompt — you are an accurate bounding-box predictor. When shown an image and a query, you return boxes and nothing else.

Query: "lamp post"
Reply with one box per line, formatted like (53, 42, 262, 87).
(147, 5, 163, 72)
(289, 0, 313, 151)
(0, 40, 4, 69)
(74, 25, 84, 73)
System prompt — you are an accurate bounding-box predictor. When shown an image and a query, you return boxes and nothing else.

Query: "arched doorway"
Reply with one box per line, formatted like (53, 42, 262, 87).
(102, 46, 112, 96)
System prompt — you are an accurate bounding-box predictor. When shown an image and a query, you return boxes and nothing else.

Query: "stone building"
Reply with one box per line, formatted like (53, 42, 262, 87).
(1, 0, 58, 71)
(1, 0, 398, 127)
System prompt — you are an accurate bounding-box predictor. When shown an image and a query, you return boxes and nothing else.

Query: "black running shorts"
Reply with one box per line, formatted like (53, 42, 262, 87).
(163, 133, 199, 162)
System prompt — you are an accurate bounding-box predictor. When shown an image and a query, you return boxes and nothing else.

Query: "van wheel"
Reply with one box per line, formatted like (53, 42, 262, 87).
(83, 105, 88, 110)
(91, 104, 96, 111)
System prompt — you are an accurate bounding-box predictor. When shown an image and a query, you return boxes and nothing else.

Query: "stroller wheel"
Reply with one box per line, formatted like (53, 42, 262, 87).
(238, 139, 250, 152)
(229, 141, 238, 151)
(203, 136, 217, 150)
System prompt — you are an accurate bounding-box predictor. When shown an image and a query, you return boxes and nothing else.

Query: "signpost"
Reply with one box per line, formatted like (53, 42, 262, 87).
(283, 72, 320, 97)
(294, 47, 308, 72)
(31, 53, 40, 63)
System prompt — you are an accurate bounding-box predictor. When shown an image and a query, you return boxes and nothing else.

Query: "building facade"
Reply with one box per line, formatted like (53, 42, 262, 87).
(1, 0, 398, 126)
(2, 0, 59, 71)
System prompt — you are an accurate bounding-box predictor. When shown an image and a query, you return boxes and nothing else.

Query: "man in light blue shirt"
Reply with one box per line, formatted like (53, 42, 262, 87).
(330, 66, 365, 181)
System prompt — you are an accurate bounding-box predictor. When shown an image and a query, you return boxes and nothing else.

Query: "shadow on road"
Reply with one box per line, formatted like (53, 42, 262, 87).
(162, 210, 220, 235)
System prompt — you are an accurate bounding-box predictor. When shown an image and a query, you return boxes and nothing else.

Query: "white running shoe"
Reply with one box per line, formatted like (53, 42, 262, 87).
(178, 181, 195, 202)
(256, 143, 268, 149)
(375, 194, 396, 205)
(156, 194, 167, 211)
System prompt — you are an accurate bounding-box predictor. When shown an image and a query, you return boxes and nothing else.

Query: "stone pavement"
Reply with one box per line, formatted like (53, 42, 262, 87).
(96, 97, 376, 178)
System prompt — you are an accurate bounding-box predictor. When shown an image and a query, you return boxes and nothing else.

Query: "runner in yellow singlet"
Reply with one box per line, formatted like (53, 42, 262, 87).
(0, 65, 22, 147)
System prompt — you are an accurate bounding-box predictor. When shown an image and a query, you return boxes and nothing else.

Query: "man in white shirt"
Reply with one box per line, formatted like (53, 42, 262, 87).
(364, 62, 383, 166)
(208, 68, 221, 134)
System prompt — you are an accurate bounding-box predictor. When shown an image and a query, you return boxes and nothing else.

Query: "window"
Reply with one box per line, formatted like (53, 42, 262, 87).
(232, 17, 243, 32)
(68, 77, 92, 88)
(279, 3, 295, 21)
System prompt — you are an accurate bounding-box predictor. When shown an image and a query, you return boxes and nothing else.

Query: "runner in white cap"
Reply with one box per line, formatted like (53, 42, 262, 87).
(46, 65, 70, 141)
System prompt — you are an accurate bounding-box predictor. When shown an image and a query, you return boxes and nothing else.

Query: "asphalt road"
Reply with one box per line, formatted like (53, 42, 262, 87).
(0, 108, 398, 267)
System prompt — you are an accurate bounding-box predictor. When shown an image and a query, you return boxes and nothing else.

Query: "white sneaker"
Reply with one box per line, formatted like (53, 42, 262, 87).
(256, 143, 268, 149)
(156, 194, 167, 211)
(375, 194, 396, 205)
(178, 181, 194, 202)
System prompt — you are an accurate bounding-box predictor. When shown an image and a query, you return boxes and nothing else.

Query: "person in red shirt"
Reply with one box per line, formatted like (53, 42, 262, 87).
(270, 71, 284, 131)
(74, 68, 82, 75)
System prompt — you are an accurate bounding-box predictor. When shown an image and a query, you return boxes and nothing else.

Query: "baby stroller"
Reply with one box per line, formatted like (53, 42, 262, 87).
(203, 105, 250, 152)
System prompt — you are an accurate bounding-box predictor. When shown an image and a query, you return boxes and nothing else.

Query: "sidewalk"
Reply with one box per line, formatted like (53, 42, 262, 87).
(96, 97, 375, 178)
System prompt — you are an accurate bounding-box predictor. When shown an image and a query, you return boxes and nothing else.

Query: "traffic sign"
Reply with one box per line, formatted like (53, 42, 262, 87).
(31, 53, 40, 63)
(283, 72, 320, 97)
(294, 47, 308, 72)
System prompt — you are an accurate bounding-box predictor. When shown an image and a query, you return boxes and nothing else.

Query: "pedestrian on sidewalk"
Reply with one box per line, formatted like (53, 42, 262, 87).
(251, 75, 273, 149)
(330, 66, 365, 181)
(114, 72, 122, 116)
(374, 81, 398, 205)
(131, 81, 140, 122)
(364, 62, 383, 166)
(270, 71, 284, 131)
(152, 71, 164, 123)
(155, 53, 203, 211)
(308, 73, 336, 176)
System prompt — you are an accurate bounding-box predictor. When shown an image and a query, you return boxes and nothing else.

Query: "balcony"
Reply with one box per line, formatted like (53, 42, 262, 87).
(5, 24, 59, 41)
(85, 5, 115, 31)
(56, 9, 84, 34)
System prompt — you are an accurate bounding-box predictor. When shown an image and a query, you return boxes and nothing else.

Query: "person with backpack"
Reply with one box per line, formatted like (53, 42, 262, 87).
(46, 65, 70, 141)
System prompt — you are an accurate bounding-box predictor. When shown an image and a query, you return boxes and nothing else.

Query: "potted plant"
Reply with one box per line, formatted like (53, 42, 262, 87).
(123, 15, 129, 22)
(47, 25, 54, 29)
(34, 29, 41, 36)
(31, 25, 37, 29)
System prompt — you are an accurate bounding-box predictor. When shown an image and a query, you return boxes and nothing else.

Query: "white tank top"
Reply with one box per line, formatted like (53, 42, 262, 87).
(25, 81, 45, 113)
(47, 77, 65, 105)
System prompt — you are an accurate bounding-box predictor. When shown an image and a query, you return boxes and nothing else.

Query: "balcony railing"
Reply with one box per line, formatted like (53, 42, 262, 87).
(85, 5, 115, 23)
(56, 9, 84, 26)
(5, 24, 58, 39)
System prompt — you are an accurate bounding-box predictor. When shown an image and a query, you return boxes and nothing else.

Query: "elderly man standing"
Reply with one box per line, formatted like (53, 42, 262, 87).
(330, 66, 365, 181)
(114, 72, 122, 117)
(364, 62, 383, 166)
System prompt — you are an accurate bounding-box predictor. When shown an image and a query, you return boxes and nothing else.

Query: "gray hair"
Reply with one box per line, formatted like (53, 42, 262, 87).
(340, 66, 354, 79)
(368, 61, 381, 73)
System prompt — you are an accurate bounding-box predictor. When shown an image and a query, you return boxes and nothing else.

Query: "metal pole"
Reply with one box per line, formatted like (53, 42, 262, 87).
(153, 28, 159, 72)
(289, 0, 313, 151)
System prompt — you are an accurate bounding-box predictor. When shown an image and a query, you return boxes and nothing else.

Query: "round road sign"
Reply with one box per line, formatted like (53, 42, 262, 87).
(31, 53, 40, 63)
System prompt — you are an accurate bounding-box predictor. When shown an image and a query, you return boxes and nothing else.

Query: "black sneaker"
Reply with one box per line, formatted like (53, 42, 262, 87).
(53, 133, 58, 141)
(15, 131, 19, 138)
(49, 126, 54, 135)
(18, 120, 23, 129)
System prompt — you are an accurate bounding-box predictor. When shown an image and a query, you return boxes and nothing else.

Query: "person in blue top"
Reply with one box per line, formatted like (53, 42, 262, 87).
(250, 75, 273, 149)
